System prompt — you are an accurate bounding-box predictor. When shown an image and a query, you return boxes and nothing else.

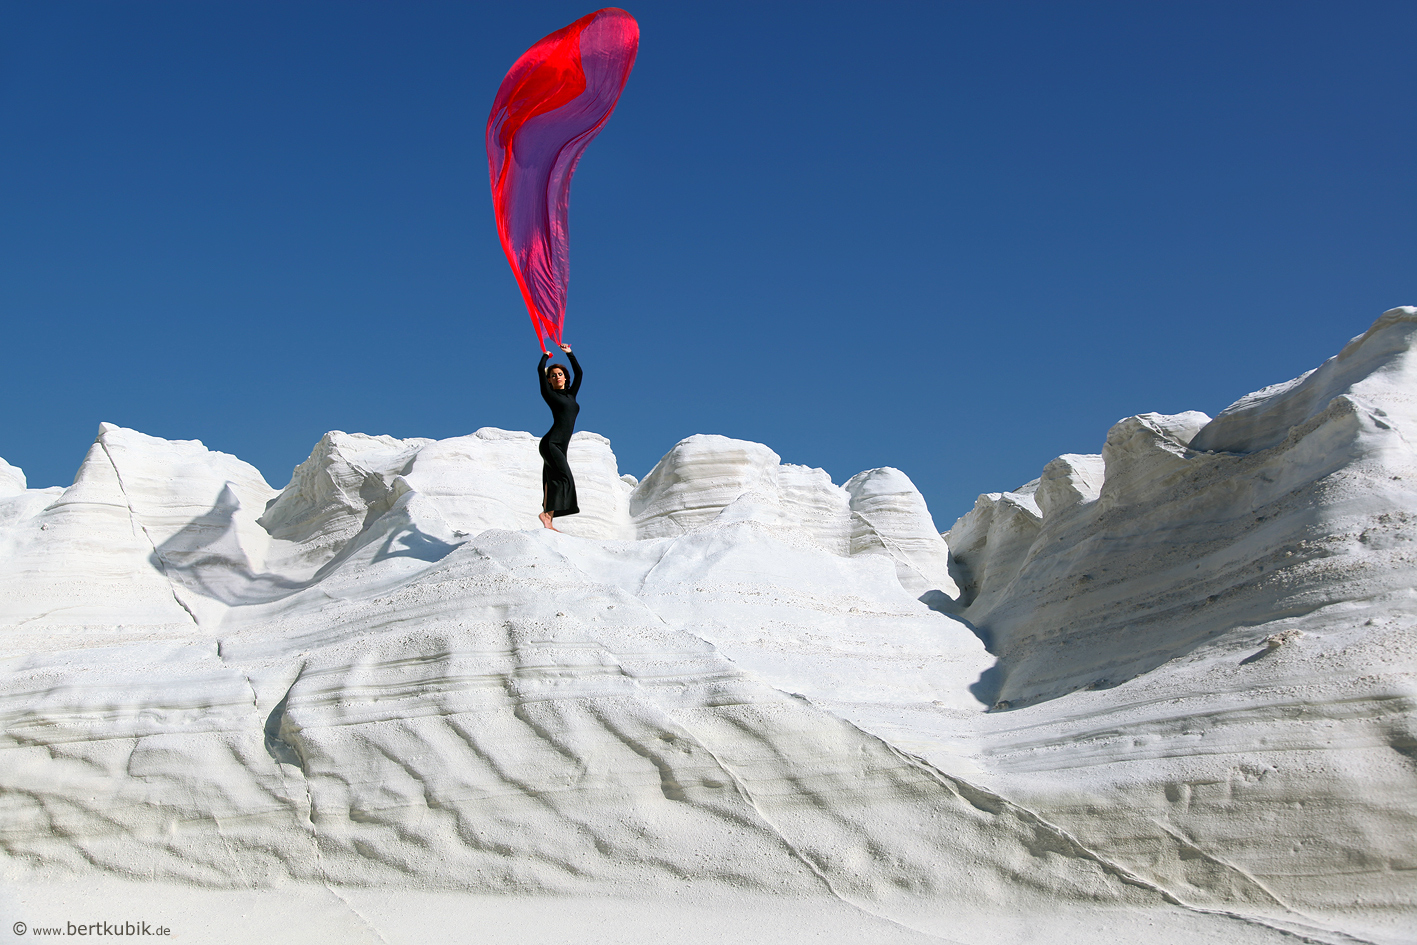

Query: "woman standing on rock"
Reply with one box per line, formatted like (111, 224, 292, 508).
(537, 342, 581, 530)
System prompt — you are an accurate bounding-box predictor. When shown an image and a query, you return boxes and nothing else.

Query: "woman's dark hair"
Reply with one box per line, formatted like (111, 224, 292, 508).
(545, 362, 571, 381)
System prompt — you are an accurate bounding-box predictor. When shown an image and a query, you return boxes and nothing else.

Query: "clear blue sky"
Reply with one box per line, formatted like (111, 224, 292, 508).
(2, 1, 1413, 526)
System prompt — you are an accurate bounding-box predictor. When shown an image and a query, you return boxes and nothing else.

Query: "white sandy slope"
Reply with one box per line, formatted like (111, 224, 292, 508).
(2, 309, 1415, 944)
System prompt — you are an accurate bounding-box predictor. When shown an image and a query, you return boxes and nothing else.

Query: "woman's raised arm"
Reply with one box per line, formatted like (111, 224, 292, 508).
(565, 348, 582, 396)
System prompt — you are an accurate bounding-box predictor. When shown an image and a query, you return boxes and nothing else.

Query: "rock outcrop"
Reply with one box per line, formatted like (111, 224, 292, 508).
(2, 308, 1415, 944)
(944, 308, 1417, 941)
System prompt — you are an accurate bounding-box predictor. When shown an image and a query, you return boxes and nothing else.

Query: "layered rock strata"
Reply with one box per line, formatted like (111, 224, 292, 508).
(2, 308, 1415, 944)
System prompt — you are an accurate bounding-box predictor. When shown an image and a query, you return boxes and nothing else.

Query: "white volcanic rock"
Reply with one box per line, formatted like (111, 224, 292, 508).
(257, 428, 637, 572)
(256, 431, 429, 575)
(0, 457, 62, 536)
(946, 310, 1417, 706)
(629, 434, 955, 597)
(403, 427, 634, 541)
(630, 434, 849, 549)
(0, 457, 25, 496)
(1192, 306, 1417, 453)
(944, 307, 1417, 940)
(1034, 452, 1104, 519)
(0, 424, 276, 633)
(941, 486, 1041, 621)
(845, 467, 957, 597)
(3, 308, 1416, 944)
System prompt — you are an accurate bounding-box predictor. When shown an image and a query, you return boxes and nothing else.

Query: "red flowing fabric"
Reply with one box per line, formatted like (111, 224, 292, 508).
(486, 9, 638, 349)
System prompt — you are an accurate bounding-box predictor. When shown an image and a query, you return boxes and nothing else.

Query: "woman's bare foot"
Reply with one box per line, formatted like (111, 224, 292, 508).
(538, 511, 558, 531)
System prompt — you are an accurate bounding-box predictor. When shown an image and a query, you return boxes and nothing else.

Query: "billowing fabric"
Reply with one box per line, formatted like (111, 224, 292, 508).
(487, 9, 638, 349)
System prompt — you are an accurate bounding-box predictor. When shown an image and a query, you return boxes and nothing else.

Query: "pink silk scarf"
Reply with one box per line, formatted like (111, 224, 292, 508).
(486, 9, 639, 348)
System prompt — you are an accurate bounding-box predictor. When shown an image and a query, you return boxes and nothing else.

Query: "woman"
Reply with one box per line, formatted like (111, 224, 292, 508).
(537, 342, 582, 530)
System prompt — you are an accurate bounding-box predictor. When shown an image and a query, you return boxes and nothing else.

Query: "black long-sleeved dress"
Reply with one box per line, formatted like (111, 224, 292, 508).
(538, 350, 582, 516)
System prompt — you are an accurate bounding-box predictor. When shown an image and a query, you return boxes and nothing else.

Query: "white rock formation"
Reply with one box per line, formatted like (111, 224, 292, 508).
(0, 457, 25, 497)
(631, 435, 957, 598)
(945, 307, 1417, 943)
(845, 466, 957, 596)
(1, 308, 1415, 944)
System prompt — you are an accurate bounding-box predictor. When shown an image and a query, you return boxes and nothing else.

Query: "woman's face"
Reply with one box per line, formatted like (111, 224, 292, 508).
(549, 367, 568, 390)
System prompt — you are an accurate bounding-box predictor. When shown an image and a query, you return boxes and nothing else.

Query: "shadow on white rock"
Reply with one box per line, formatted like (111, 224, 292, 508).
(948, 307, 1417, 709)
(0, 423, 961, 636)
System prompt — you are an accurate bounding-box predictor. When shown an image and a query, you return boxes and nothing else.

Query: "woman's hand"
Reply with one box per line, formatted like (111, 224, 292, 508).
(558, 342, 572, 353)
